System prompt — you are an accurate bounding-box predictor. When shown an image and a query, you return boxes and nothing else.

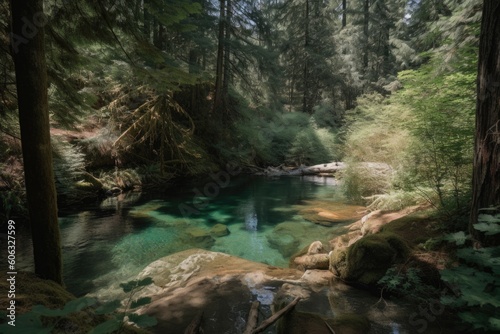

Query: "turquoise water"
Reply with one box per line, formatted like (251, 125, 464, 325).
(24, 176, 355, 297)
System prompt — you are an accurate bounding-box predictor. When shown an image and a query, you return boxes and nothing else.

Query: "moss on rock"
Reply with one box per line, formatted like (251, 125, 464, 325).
(210, 223, 230, 237)
(329, 248, 348, 278)
(329, 233, 409, 287)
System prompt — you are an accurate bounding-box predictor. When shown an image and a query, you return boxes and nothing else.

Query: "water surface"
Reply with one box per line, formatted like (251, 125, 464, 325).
(56, 176, 355, 296)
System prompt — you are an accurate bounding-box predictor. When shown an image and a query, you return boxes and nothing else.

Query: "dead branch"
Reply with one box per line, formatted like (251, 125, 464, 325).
(184, 311, 203, 334)
(243, 300, 260, 334)
(251, 297, 300, 334)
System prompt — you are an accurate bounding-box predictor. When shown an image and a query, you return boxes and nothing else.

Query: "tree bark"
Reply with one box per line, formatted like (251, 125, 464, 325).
(470, 0, 500, 247)
(10, 0, 63, 284)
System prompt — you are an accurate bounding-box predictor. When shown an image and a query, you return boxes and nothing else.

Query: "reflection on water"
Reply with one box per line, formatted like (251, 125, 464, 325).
(243, 199, 258, 231)
(13, 176, 352, 297)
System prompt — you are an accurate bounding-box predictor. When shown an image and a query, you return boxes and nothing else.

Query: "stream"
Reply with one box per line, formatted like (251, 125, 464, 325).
(11, 175, 453, 333)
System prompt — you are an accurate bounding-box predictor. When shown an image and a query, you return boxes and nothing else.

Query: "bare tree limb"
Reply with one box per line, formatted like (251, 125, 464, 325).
(243, 300, 260, 334)
(251, 297, 300, 334)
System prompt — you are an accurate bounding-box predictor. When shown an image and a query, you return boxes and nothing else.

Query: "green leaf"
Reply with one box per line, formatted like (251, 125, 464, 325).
(120, 280, 138, 293)
(31, 297, 97, 317)
(31, 304, 67, 317)
(119, 277, 154, 293)
(443, 231, 469, 245)
(0, 312, 53, 334)
(95, 300, 122, 315)
(474, 223, 500, 235)
(88, 318, 122, 334)
(457, 247, 500, 270)
(489, 317, 500, 330)
(128, 313, 158, 328)
(478, 213, 500, 223)
(130, 297, 152, 309)
(137, 277, 154, 287)
(459, 312, 490, 330)
(63, 297, 97, 313)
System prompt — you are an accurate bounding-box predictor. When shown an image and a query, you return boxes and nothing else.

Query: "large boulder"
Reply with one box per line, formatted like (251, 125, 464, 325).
(130, 249, 304, 334)
(330, 232, 409, 286)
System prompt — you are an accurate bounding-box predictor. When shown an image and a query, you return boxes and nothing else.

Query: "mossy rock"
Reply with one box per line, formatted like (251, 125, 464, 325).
(186, 227, 215, 247)
(0, 272, 95, 333)
(329, 248, 348, 278)
(380, 213, 440, 248)
(0, 272, 74, 314)
(343, 232, 409, 286)
(210, 223, 230, 237)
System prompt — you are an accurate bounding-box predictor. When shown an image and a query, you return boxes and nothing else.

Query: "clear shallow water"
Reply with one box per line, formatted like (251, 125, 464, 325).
(16, 176, 355, 297)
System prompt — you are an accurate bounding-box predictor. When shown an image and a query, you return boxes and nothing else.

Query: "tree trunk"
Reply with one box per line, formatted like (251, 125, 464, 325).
(362, 0, 370, 74)
(143, 0, 151, 41)
(470, 0, 500, 247)
(342, 0, 347, 28)
(222, 0, 232, 99)
(10, 0, 63, 284)
(302, 0, 310, 114)
(213, 0, 226, 113)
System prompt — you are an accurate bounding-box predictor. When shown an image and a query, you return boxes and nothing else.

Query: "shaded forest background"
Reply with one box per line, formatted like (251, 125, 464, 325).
(1, 0, 481, 214)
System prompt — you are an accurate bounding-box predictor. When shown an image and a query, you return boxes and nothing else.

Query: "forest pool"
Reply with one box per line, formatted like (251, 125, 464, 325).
(15, 175, 357, 297)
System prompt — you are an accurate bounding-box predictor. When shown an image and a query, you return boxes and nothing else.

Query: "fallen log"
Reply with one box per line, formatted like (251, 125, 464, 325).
(301, 162, 346, 175)
(251, 297, 301, 334)
(243, 300, 260, 334)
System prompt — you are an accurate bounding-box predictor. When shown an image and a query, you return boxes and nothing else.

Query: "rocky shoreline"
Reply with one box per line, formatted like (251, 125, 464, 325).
(122, 205, 450, 333)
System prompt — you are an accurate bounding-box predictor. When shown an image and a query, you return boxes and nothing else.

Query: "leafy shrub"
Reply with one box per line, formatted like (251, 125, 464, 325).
(230, 107, 338, 167)
(439, 210, 500, 332)
(341, 161, 393, 202)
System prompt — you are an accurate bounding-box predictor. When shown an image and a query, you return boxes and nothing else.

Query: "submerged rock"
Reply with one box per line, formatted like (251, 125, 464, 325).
(185, 227, 214, 247)
(297, 200, 366, 226)
(267, 233, 301, 258)
(210, 223, 230, 237)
